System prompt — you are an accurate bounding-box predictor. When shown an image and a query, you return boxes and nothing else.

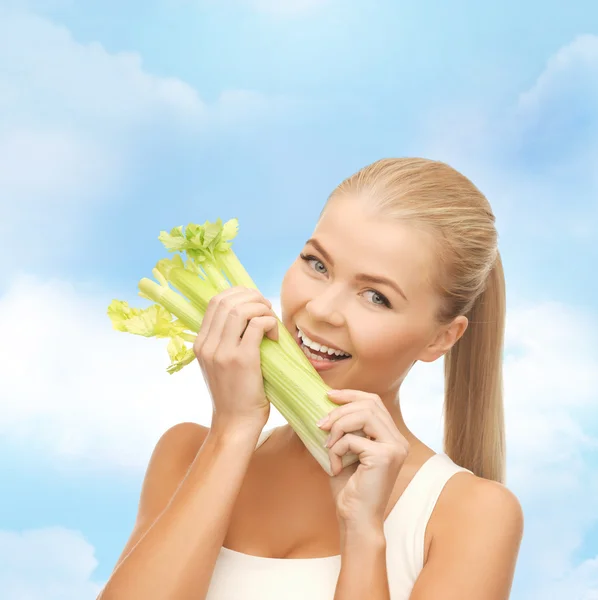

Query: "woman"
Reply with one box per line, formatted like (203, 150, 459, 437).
(100, 158, 524, 599)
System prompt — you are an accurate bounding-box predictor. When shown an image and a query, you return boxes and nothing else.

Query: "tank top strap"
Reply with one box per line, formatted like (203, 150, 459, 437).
(385, 453, 473, 578)
(397, 453, 472, 521)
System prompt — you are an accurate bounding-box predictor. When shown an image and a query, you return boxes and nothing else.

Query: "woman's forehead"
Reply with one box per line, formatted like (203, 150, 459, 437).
(313, 200, 438, 291)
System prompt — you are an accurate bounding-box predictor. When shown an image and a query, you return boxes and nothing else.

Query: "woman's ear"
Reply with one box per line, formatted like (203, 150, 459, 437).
(417, 316, 468, 363)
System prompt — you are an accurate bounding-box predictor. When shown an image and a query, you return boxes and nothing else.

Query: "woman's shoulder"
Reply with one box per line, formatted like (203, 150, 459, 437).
(142, 422, 211, 499)
(154, 421, 210, 462)
(428, 468, 524, 557)
(141, 422, 210, 503)
(107, 422, 211, 574)
(447, 467, 520, 508)
(413, 467, 524, 594)
(434, 467, 522, 525)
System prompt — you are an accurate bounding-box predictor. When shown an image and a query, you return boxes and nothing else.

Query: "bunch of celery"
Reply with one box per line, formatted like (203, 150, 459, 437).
(107, 218, 359, 475)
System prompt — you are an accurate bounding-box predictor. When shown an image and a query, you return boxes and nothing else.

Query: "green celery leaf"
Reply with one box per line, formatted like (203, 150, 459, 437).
(158, 226, 187, 252)
(107, 300, 185, 338)
(166, 336, 196, 374)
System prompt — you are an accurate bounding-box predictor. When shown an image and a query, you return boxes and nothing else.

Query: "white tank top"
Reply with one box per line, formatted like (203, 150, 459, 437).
(205, 428, 472, 600)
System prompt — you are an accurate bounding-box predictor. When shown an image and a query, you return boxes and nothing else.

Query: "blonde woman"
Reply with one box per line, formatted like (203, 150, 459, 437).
(100, 158, 524, 600)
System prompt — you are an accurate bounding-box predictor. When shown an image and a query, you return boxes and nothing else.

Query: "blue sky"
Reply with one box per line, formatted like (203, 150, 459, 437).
(0, 0, 597, 598)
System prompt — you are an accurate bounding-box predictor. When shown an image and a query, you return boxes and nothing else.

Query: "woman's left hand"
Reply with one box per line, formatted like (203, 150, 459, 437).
(318, 389, 410, 529)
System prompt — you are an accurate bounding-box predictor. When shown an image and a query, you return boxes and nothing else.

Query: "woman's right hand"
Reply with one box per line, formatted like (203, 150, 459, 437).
(193, 286, 279, 435)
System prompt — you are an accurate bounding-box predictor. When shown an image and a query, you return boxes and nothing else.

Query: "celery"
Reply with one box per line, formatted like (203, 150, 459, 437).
(107, 218, 359, 475)
(158, 219, 316, 374)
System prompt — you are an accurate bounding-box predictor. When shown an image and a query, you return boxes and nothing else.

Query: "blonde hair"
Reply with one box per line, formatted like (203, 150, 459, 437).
(325, 158, 506, 483)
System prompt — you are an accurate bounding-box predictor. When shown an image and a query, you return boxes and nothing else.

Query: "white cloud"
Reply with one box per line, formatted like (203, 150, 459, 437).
(0, 9, 204, 212)
(418, 35, 598, 242)
(0, 12, 203, 124)
(533, 555, 598, 600)
(0, 127, 116, 246)
(0, 6, 282, 268)
(515, 35, 598, 200)
(0, 527, 103, 600)
(518, 34, 598, 114)
(0, 274, 217, 472)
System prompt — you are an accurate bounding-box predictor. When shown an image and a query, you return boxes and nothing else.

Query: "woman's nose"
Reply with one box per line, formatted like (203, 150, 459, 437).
(305, 289, 345, 327)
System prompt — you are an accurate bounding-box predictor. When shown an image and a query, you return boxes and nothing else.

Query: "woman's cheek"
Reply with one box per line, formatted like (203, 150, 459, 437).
(361, 324, 422, 361)
(280, 266, 300, 308)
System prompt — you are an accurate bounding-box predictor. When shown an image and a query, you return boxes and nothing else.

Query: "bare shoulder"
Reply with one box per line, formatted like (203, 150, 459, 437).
(412, 473, 524, 598)
(151, 421, 210, 464)
(110, 422, 209, 573)
(431, 471, 523, 541)
(137, 422, 210, 522)
(446, 471, 520, 519)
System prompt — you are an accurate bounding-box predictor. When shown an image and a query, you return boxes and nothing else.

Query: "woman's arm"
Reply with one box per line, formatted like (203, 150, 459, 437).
(334, 521, 391, 600)
(334, 476, 523, 600)
(99, 420, 264, 600)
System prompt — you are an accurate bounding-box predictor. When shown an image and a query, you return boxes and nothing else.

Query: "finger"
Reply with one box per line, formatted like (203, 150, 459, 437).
(327, 389, 384, 406)
(199, 289, 272, 355)
(320, 399, 394, 431)
(328, 433, 377, 476)
(318, 399, 371, 428)
(324, 391, 396, 430)
(220, 302, 279, 351)
(194, 287, 247, 355)
(329, 433, 409, 477)
(238, 316, 280, 351)
(238, 287, 273, 309)
(200, 288, 244, 334)
(324, 410, 394, 450)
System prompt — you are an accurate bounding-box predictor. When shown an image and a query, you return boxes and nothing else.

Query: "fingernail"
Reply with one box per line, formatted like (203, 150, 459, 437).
(316, 416, 329, 427)
(327, 389, 342, 396)
(324, 434, 331, 448)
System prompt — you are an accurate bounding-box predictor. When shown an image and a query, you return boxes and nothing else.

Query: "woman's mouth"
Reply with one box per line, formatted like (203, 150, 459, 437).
(294, 327, 351, 371)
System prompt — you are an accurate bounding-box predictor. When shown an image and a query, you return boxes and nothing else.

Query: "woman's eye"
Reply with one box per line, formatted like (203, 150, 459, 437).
(300, 253, 327, 274)
(313, 261, 327, 274)
(363, 290, 391, 308)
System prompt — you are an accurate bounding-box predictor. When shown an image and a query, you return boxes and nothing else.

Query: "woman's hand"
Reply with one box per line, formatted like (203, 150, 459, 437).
(194, 286, 279, 434)
(317, 389, 409, 529)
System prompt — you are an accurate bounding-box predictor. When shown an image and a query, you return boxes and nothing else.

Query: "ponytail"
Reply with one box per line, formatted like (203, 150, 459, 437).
(443, 252, 506, 483)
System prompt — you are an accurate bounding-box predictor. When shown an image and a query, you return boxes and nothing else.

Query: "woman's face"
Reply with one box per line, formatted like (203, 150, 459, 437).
(280, 195, 454, 399)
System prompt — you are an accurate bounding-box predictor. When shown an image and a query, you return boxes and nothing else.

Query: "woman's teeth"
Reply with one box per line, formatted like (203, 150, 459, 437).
(297, 328, 351, 361)
(301, 344, 340, 362)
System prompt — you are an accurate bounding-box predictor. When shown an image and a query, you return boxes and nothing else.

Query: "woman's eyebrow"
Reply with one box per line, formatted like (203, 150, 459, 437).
(305, 238, 408, 302)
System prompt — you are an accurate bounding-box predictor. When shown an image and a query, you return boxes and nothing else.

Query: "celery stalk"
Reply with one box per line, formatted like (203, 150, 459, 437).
(260, 342, 359, 474)
(164, 267, 215, 314)
(199, 261, 230, 293)
(214, 247, 258, 290)
(138, 277, 204, 332)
